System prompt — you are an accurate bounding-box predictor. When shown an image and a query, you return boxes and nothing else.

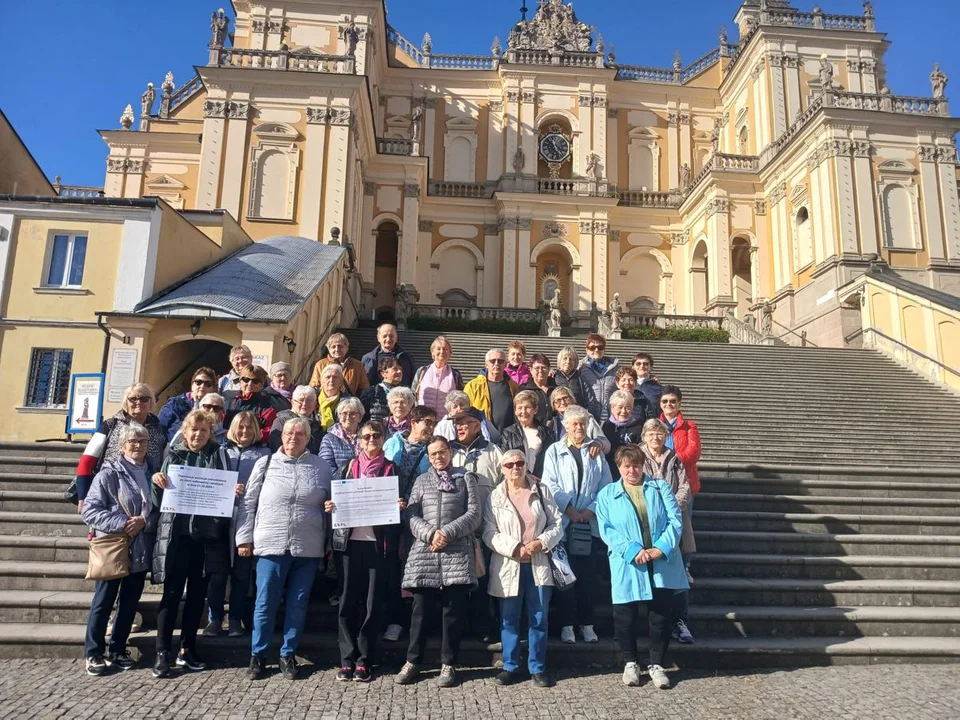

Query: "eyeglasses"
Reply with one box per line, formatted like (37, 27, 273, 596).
(360, 432, 383, 441)
(661, 399, 678, 405)
(635, 362, 651, 368)
(502, 460, 526, 470)
(193, 378, 215, 387)
(339, 410, 361, 417)
(124, 439, 147, 447)
(587, 344, 604, 351)
(240, 377, 263, 384)
(487, 358, 505, 365)
(554, 396, 572, 406)
(200, 404, 223, 412)
(126, 396, 151, 403)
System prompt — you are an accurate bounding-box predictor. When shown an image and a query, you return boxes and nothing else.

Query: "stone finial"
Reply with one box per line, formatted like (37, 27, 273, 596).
(120, 104, 135, 130)
(719, 25, 728, 44)
(421, 32, 432, 54)
(491, 35, 502, 56)
(210, 8, 230, 48)
(161, 71, 175, 94)
(595, 32, 604, 54)
(673, 51, 682, 71)
(931, 63, 948, 99)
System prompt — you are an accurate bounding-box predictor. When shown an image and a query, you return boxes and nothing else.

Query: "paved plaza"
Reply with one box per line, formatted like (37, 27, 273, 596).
(1, 660, 958, 719)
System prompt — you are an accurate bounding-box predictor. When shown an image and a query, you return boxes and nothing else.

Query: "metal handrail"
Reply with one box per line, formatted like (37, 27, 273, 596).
(771, 318, 819, 347)
(860, 327, 960, 379)
(294, 305, 344, 384)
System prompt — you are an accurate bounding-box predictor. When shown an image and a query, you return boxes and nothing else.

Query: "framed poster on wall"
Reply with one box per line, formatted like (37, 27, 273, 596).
(66, 373, 105, 435)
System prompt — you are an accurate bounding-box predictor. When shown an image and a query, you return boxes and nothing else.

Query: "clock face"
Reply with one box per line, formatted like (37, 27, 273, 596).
(539, 133, 570, 163)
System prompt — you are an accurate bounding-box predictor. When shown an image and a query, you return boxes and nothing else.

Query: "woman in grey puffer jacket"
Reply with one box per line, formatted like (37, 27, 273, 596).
(395, 436, 480, 689)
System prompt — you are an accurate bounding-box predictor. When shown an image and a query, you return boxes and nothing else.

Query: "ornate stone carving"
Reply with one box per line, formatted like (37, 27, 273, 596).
(542, 221, 568, 238)
(851, 140, 873, 158)
(512, 148, 525, 175)
(680, 163, 692, 189)
(421, 32, 433, 54)
(252, 19, 266, 33)
(403, 184, 420, 198)
(127, 160, 144, 174)
(491, 36, 503, 56)
(520, 91, 537, 104)
(204, 99, 226, 118)
(488, 100, 504, 112)
(751, 59, 765, 80)
(585, 152, 603, 181)
(547, 289, 563, 335)
(226, 101, 251, 120)
(918, 145, 938, 162)
(609, 230, 622, 242)
(768, 53, 784, 68)
(418, 220, 433, 232)
(607, 107, 620, 119)
(484, 223, 500, 236)
(363, 181, 375, 196)
(818, 55, 835, 91)
(140, 83, 155, 119)
(937, 145, 958, 164)
(267, 20, 283, 35)
(518, 218, 533, 231)
(505, 90, 520, 103)
(210, 8, 230, 48)
(768, 182, 788, 205)
(578, 95, 592, 107)
(754, 199, 767, 216)
(307, 107, 353, 125)
(579, 220, 593, 234)
(783, 56, 800, 70)
(341, 20, 360, 56)
(931, 63, 948, 99)
(499, 217, 519, 231)
(592, 95, 607, 108)
(506, 0, 594, 52)
(706, 198, 730, 217)
(670, 231, 689, 246)
(107, 157, 128, 173)
(592, 220, 609, 235)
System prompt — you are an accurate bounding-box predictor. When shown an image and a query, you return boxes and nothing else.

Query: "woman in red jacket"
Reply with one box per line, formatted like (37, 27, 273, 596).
(658, 384, 700, 645)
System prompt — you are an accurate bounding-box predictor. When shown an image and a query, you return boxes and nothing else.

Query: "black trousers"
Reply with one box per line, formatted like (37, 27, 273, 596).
(155, 533, 207, 654)
(384, 532, 407, 628)
(612, 588, 674, 666)
(406, 585, 471, 666)
(555, 539, 596, 627)
(338, 540, 384, 667)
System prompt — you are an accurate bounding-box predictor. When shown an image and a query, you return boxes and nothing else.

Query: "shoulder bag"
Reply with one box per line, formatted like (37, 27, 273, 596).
(85, 487, 134, 581)
(534, 481, 576, 591)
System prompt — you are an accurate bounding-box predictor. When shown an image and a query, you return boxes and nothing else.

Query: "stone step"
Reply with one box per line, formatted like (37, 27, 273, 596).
(0, 536, 88, 563)
(699, 463, 960, 482)
(690, 554, 960, 581)
(0, 473, 73, 493)
(695, 493, 960, 517)
(0, 561, 164, 594)
(3, 622, 960, 667)
(0, 491, 80, 513)
(695, 531, 960, 557)
(0, 457, 79, 476)
(689, 578, 960, 607)
(692, 510, 960, 535)
(0, 591, 162, 625)
(687, 605, 960, 638)
(0, 443, 84, 459)
(0, 513, 87, 537)
(703, 477, 960, 499)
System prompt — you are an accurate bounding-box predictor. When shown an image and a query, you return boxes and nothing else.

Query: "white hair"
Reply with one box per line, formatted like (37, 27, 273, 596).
(283, 416, 312, 437)
(561, 404, 591, 428)
(609, 390, 635, 409)
(444, 390, 470, 411)
(292, 385, 317, 403)
(321, 363, 344, 378)
(386, 386, 416, 406)
(118, 422, 149, 446)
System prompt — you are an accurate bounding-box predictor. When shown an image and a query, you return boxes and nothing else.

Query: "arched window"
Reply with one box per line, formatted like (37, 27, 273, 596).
(248, 123, 300, 221)
(882, 184, 920, 249)
(795, 207, 814, 269)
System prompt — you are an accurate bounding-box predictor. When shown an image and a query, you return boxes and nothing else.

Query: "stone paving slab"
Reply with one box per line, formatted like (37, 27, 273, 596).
(0, 660, 959, 719)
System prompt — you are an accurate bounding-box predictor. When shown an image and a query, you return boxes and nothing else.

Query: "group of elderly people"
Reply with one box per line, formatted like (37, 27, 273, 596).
(77, 326, 702, 690)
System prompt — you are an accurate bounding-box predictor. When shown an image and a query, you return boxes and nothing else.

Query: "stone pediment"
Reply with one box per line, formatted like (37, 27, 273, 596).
(877, 159, 915, 175)
(628, 126, 658, 139)
(145, 174, 185, 190)
(507, 0, 594, 52)
(446, 116, 478, 131)
(790, 183, 808, 204)
(253, 122, 299, 139)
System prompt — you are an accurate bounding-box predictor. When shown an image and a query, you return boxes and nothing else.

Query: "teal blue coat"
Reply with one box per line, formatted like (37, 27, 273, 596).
(596, 476, 689, 604)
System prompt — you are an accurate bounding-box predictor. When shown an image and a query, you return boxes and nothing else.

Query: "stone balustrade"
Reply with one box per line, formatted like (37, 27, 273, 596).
(616, 45, 725, 85)
(679, 47, 722, 83)
(615, 64, 675, 83)
(712, 153, 760, 172)
(386, 25, 424, 65)
(215, 47, 355, 74)
(724, 312, 774, 345)
(622, 314, 725, 330)
(619, 190, 682, 209)
(411, 305, 540, 323)
(767, 8, 871, 32)
(377, 137, 414, 156)
(428, 54, 497, 71)
(758, 94, 824, 166)
(506, 49, 604, 68)
(428, 181, 494, 199)
(168, 75, 203, 113)
(828, 90, 949, 117)
(538, 178, 617, 197)
(54, 185, 105, 199)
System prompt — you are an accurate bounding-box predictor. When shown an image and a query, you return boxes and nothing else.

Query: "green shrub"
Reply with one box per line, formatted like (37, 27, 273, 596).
(407, 315, 540, 335)
(623, 327, 730, 343)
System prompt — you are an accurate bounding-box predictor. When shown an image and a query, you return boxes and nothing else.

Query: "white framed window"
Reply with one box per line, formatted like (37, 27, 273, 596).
(44, 234, 87, 288)
(25, 348, 73, 408)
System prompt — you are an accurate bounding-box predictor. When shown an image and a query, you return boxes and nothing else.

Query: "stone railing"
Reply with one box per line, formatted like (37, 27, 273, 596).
(712, 152, 760, 172)
(410, 305, 540, 323)
(53, 184, 105, 199)
(766, 8, 872, 32)
(214, 47, 355, 74)
(168, 74, 203, 113)
(615, 46, 724, 85)
(538, 178, 618, 197)
(758, 94, 825, 167)
(679, 47, 722, 83)
(506, 49, 604, 68)
(377, 137, 414, 156)
(615, 64, 675, 84)
(622, 314, 725, 330)
(428, 181, 494, 199)
(428, 54, 497, 71)
(828, 90, 950, 117)
(386, 25, 425, 64)
(619, 190, 683, 209)
(724, 312, 778, 345)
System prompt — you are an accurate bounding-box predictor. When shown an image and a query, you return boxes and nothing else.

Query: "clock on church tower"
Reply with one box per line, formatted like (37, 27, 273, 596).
(538, 124, 573, 178)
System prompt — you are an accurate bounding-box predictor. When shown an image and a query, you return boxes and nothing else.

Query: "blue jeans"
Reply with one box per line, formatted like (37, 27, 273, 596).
(499, 563, 552, 675)
(207, 554, 254, 623)
(84, 571, 147, 658)
(251, 555, 320, 658)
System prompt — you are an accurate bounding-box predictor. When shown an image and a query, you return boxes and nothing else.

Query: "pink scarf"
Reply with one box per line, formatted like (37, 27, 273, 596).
(357, 450, 388, 478)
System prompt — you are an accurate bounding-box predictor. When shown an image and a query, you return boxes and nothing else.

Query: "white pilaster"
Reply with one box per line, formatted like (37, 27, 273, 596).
(301, 120, 329, 241)
(483, 226, 501, 305)
(502, 222, 517, 306)
(424, 103, 437, 178)
(853, 150, 879, 256)
(809, 161, 827, 264)
(578, 95, 593, 176)
(594, 97, 607, 179)
(197, 114, 227, 209)
(607, 109, 619, 187)
(505, 89, 519, 175)
(520, 88, 537, 175)
(708, 205, 732, 299)
(920, 153, 946, 260)
(486, 102, 504, 182)
(668, 111, 680, 189)
(399, 185, 419, 285)
(818, 158, 838, 260)
(679, 112, 691, 173)
(834, 151, 859, 255)
(785, 58, 802, 124)
(321, 122, 351, 239)
(775, 195, 791, 287)
(578, 220, 594, 314)
(769, 55, 788, 137)
(517, 220, 535, 308)
(754, 62, 771, 149)
(593, 224, 608, 309)
(749, 246, 760, 303)
(359, 186, 375, 280)
(0, 213, 14, 307)
(936, 157, 960, 260)
(221, 111, 250, 221)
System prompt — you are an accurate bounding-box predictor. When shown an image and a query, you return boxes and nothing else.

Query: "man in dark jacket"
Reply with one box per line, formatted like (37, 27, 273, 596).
(362, 323, 416, 387)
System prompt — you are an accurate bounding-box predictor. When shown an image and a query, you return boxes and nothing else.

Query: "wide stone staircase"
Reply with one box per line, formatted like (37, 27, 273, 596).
(0, 329, 958, 667)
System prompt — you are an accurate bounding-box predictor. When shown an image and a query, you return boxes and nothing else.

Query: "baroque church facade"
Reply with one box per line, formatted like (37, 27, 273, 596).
(99, 0, 960, 346)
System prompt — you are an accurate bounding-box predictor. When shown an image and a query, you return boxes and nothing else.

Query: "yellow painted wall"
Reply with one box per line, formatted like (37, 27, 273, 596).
(3, 218, 123, 320)
(0, 112, 54, 195)
(152, 204, 224, 293)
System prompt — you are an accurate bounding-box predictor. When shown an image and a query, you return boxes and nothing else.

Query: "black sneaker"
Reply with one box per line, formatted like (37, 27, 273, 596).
(85, 655, 107, 677)
(247, 654, 265, 680)
(336, 665, 354, 682)
(494, 669, 522, 686)
(105, 650, 136, 671)
(152, 651, 171, 679)
(353, 665, 372, 683)
(176, 648, 207, 671)
(202, 619, 222, 637)
(279, 655, 299, 680)
(531, 672, 554, 688)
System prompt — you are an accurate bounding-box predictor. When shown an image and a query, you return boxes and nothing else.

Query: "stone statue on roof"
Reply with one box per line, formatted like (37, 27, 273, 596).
(818, 55, 835, 90)
(931, 63, 948, 99)
(210, 8, 230, 48)
(140, 83, 155, 118)
(507, 0, 593, 52)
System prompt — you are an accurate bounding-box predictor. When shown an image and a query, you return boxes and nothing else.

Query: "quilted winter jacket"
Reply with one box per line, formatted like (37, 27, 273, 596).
(235, 451, 332, 558)
(661, 413, 702, 495)
(402, 467, 481, 590)
(157, 393, 195, 442)
(578, 357, 621, 422)
(498, 422, 555, 479)
(482, 479, 564, 597)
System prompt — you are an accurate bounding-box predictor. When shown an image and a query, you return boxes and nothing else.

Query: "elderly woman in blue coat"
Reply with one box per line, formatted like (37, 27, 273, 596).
(540, 404, 612, 645)
(596, 444, 688, 690)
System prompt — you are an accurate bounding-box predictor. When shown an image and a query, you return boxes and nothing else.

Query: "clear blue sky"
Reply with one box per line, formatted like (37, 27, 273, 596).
(1, 0, 957, 187)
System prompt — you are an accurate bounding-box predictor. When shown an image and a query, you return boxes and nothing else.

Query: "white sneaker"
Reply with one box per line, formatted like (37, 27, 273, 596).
(560, 625, 576, 644)
(580, 625, 599, 643)
(648, 664, 671, 689)
(674, 619, 694, 644)
(383, 624, 403, 642)
(621, 661, 641, 687)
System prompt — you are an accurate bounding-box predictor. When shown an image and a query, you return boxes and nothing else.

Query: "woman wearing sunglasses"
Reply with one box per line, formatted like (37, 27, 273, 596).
(326, 421, 406, 683)
(225, 365, 277, 444)
(482, 449, 563, 688)
(158, 367, 219, 442)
